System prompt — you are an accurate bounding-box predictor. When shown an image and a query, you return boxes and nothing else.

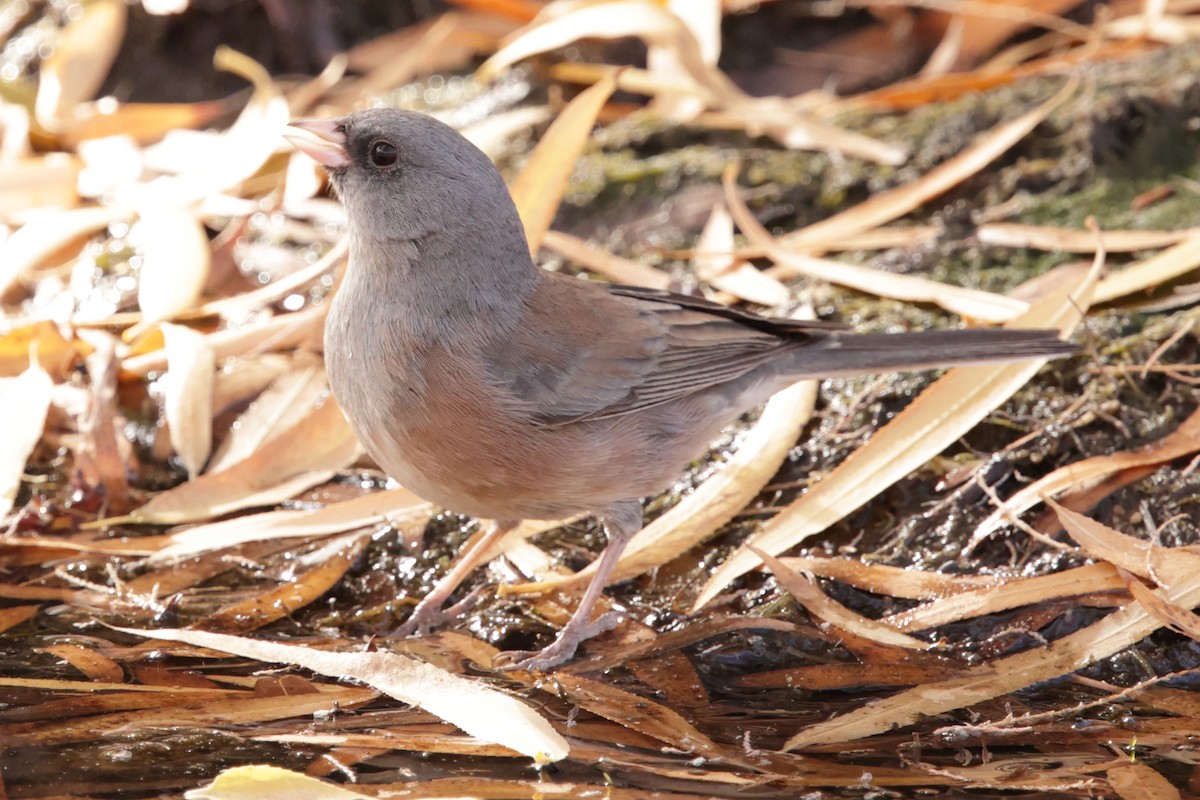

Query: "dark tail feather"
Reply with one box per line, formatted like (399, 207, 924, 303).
(787, 328, 1076, 379)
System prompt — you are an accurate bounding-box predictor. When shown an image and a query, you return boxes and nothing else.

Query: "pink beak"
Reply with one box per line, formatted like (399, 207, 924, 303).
(285, 118, 350, 169)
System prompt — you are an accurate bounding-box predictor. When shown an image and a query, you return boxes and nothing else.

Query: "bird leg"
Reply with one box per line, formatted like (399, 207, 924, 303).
(496, 502, 642, 672)
(393, 519, 518, 636)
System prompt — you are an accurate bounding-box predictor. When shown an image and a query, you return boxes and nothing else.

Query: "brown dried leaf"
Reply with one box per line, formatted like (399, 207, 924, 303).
(1107, 763, 1181, 800)
(785, 511, 1200, 748)
(129, 395, 358, 525)
(0, 605, 39, 634)
(38, 644, 124, 683)
(2, 684, 379, 747)
(202, 533, 369, 633)
(551, 672, 729, 761)
(0, 321, 85, 379)
(968, 407, 1200, 550)
(753, 547, 930, 649)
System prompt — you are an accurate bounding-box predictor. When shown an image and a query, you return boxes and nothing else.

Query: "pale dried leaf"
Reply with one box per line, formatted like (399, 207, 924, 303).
(481, 1, 735, 107)
(76, 135, 143, 199)
(977, 223, 1196, 253)
(129, 396, 358, 525)
(0, 155, 80, 214)
(122, 306, 324, 376)
(693, 203, 789, 306)
(161, 323, 215, 480)
(541, 230, 670, 289)
(207, 364, 329, 474)
(341, 13, 460, 99)
(881, 562, 1125, 632)
(779, 82, 1073, 254)
(162, 47, 290, 200)
(647, 0, 720, 118)
(187, 766, 376, 800)
(461, 105, 553, 160)
(34, 0, 128, 130)
(724, 168, 1027, 322)
(0, 358, 53, 518)
(1051, 499, 1152, 577)
(0, 207, 125, 298)
(115, 626, 569, 763)
(132, 202, 211, 331)
(148, 488, 430, 563)
(693, 245, 1098, 612)
(509, 70, 618, 254)
(1093, 233, 1200, 304)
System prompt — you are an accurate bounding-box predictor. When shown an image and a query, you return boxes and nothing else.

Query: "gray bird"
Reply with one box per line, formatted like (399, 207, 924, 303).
(287, 109, 1074, 670)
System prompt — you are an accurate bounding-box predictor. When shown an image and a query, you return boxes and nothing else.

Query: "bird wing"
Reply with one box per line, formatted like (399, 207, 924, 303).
(486, 277, 832, 426)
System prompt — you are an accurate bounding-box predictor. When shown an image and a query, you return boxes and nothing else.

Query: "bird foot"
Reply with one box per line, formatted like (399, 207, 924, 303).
(493, 610, 622, 672)
(392, 586, 488, 638)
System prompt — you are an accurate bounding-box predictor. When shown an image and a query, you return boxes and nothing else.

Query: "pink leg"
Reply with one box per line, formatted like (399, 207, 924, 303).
(496, 502, 641, 671)
(394, 519, 518, 636)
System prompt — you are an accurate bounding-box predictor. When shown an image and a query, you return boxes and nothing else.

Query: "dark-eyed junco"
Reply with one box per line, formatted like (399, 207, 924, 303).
(286, 109, 1074, 670)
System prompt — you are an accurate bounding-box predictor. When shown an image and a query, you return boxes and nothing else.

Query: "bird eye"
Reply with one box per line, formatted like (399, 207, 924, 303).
(367, 140, 399, 169)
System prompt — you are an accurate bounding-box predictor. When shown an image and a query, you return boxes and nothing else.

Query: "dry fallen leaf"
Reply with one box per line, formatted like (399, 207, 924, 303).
(1107, 763, 1181, 800)
(148, 488, 430, 563)
(724, 167, 1027, 323)
(206, 363, 329, 474)
(780, 80, 1074, 255)
(113, 626, 569, 763)
(0, 206, 126, 299)
(126, 395, 358, 525)
(0, 357, 54, 518)
(34, 0, 128, 132)
(692, 202, 789, 306)
(160, 323, 215, 480)
(186, 765, 377, 800)
(783, 504, 1200, 749)
(693, 236, 1099, 612)
(130, 203, 212, 336)
(508, 69, 618, 254)
(753, 547, 931, 649)
(967, 406, 1200, 551)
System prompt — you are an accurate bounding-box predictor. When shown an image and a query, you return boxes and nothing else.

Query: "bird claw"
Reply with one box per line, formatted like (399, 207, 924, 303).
(493, 610, 623, 672)
(393, 585, 488, 638)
